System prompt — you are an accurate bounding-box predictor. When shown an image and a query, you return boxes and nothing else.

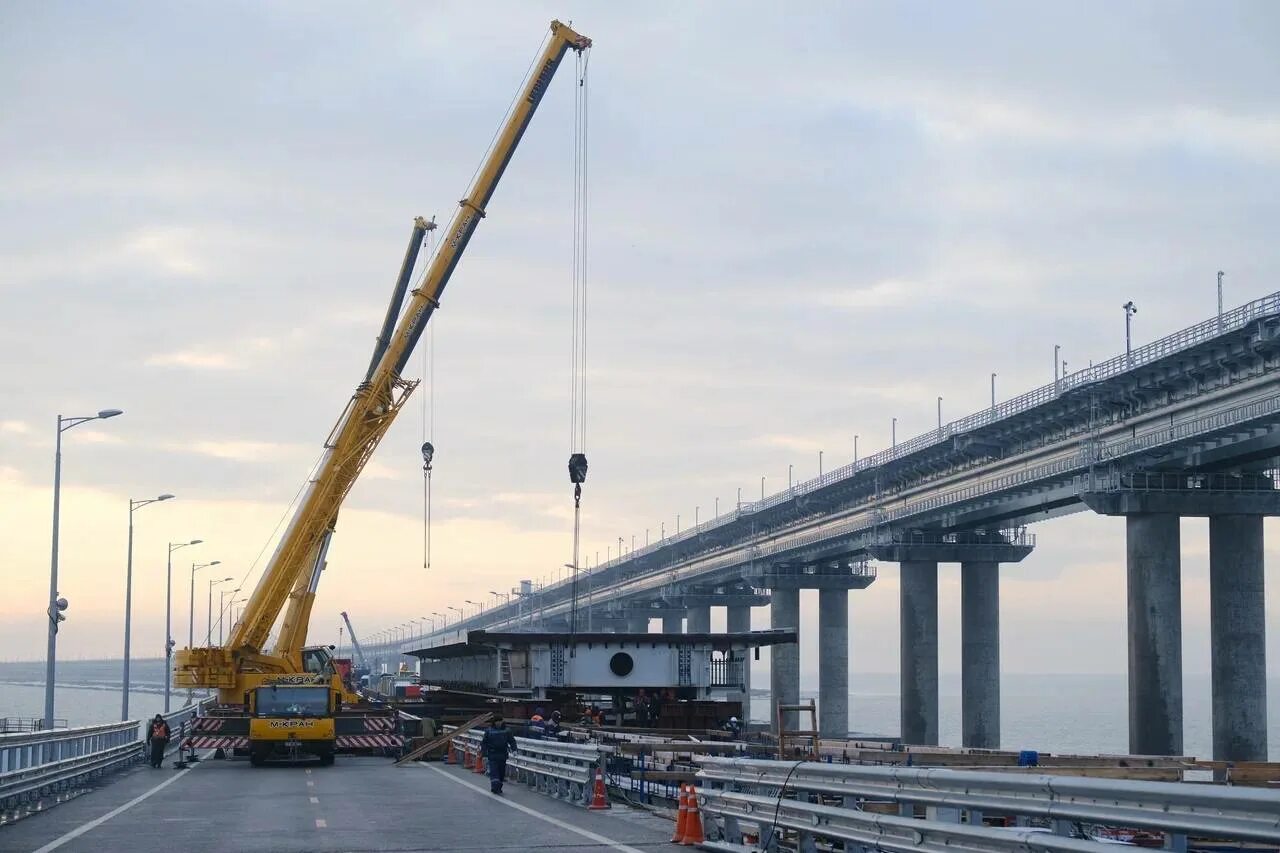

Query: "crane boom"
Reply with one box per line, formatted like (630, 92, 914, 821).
(174, 20, 591, 697)
(340, 611, 369, 671)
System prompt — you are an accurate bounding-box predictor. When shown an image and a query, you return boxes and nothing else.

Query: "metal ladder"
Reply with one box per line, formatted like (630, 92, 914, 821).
(498, 648, 512, 689)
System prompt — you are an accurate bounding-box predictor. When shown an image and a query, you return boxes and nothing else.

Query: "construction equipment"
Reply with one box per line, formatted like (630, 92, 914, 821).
(173, 20, 592, 765)
(340, 611, 371, 685)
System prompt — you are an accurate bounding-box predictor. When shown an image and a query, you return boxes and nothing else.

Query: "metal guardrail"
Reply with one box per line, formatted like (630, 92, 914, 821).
(695, 756, 1280, 848)
(0, 698, 214, 814)
(449, 726, 608, 806)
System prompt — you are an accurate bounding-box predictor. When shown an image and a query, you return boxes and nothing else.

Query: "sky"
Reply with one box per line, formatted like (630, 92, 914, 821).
(2, 1, 1279, 686)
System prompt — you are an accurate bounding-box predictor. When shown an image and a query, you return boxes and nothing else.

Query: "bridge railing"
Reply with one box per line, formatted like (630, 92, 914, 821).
(0, 697, 215, 814)
(449, 727, 608, 807)
(694, 756, 1280, 850)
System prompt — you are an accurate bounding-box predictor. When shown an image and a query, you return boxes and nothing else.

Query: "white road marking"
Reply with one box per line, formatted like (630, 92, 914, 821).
(315, 818, 327, 828)
(421, 764, 646, 853)
(306, 780, 315, 787)
(33, 758, 204, 853)
(309, 796, 319, 804)
(305, 769, 312, 775)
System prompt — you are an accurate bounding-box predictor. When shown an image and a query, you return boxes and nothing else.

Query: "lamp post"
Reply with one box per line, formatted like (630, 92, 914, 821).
(1054, 344, 1061, 386)
(788, 464, 793, 489)
(432, 611, 444, 634)
(990, 373, 997, 409)
(122, 494, 172, 722)
(854, 434, 859, 464)
(189, 561, 221, 648)
(760, 476, 765, 500)
(892, 417, 897, 450)
(1123, 301, 1138, 366)
(164, 539, 201, 713)
(466, 599, 482, 618)
(818, 450, 823, 478)
(937, 397, 943, 433)
(218, 587, 240, 644)
(1217, 270, 1225, 330)
(45, 408, 123, 730)
(207, 576, 232, 643)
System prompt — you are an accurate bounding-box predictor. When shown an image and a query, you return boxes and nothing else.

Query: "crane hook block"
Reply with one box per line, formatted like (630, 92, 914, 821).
(568, 452, 588, 485)
(422, 441, 434, 469)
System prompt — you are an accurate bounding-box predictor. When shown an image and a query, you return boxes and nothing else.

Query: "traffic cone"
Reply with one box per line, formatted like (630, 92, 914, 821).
(670, 784, 689, 843)
(462, 747, 473, 768)
(444, 742, 454, 764)
(680, 786, 705, 845)
(474, 752, 486, 774)
(587, 767, 609, 810)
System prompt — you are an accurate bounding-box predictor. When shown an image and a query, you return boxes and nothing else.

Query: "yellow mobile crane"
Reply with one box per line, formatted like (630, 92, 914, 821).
(174, 20, 592, 766)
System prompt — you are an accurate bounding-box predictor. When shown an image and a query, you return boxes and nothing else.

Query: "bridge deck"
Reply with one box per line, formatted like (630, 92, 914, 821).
(4, 755, 674, 853)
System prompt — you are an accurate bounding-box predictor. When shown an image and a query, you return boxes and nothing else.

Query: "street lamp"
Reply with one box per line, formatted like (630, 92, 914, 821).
(1217, 271, 1225, 328)
(892, 417, 897, 449)
(207, 576, 232, 643)
(854, 434, 859, 464)
(1123, 301, 1138, 366)
(122, 493, 174, 720)
(189, 561, 221, 648)
(164, 539, 201, 712)
(788, 464, 793, 489)
(990, 373, 997, 409)
(937, 397, 943, 433)
(45, 407, 123, 730)
(218, 587, 240, 644)
(465, 599, 482, 617)
(760, 476, 765, 500)
(818, 451, 823, 478)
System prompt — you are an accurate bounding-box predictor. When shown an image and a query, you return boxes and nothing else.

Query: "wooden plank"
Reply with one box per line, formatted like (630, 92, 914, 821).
(394, 711, 492, 765)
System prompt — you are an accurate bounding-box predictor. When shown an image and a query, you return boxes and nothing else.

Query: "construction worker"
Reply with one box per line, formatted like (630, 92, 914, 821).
(145, 714, 171, 768)
(544, 709, 563, 739)
(480, 716, 516, 794)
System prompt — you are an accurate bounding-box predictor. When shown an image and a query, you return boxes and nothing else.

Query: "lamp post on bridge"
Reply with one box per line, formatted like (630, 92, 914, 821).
(1123, 301, 1138, 366)
(854, 434, 859, 464)
(188, 561, 221, 649)
(990, 373, 997, 410)
(122, 493, 174, 721)
(937, 397, 943, 434)
(788, 464, 793, 489)
(45, 407, 124, 730)
(217, 587, 240, 645)
(818, 451, 823, 478)
(891, 417, 897, 450)
(1217, 270, 1225, 330)
(207, 576, 233, 644)
(1054, 344, 1061, 387)
(760, 476, 765, 500)
(164, 540, 202, 713)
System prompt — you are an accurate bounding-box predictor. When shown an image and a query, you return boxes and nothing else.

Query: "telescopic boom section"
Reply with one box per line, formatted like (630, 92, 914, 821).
(340, 611, 369, 670)
(175, 21, 590, 687)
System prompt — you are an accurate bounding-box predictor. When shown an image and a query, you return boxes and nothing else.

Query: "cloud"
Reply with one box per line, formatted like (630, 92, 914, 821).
(176, 439, 304, 463)
(145, 348, 244, 370)
(0, 420, 31, 434)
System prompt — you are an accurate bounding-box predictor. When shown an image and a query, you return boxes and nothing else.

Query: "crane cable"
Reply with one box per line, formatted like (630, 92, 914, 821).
(567, 46, 591, 641)
(421, 226, 436, 570)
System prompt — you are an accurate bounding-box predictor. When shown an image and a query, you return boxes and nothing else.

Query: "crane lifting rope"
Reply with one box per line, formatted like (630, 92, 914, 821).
(567, 45, 591, 641)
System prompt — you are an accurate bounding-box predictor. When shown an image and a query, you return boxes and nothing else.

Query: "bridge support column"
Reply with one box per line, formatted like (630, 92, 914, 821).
(900, 561, 938, 746)
(961, 561, 1000, 748)
(661, 614, 682, 634)
(1126, 513, 1183, 756)
(770, 588, 800, 734)
(727, 605, 752, 715)
(819, 588, 849, 738)
(686, 606, 711, 634)
(1209, 515, 1268, 761)
(627, 616, 649, 633)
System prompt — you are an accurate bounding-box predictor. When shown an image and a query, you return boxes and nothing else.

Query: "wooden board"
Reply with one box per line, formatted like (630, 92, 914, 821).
(394, 711, 492, 766)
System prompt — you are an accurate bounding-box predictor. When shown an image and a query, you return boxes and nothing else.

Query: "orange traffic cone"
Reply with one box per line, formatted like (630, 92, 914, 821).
(444, 742, 454, 764)
(680, 786, 705, 845)
(587, 768, 609, 810)
(474, 752, 486, 774)
(670, 784, 689, 843)
(463, 747, 473, 768)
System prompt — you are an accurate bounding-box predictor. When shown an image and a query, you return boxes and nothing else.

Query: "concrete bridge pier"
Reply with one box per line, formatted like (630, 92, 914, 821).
(686, 606, 711, 633)
(818, 588, 849, 738)
(627, 615, 650, 633)
(726, 605, 753, 713)
(661, 614, 682, 633)
(961, 561, 1000, 749)
(770, 588, 800, 733)
(1125, 513, 1184, 756)
(1084, 484, 1280, 758)
(871, 534, 1034, 748)
(1209, 514, 1268, 761)
(899, 561, 940, 746)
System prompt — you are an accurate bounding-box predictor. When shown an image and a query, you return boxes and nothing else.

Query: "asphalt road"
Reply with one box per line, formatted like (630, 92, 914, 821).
(1, 754, 675, 853)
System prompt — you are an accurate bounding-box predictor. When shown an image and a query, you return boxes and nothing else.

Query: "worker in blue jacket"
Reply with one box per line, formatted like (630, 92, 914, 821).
(480, 716, 517, 794)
